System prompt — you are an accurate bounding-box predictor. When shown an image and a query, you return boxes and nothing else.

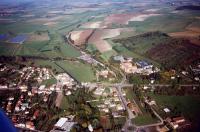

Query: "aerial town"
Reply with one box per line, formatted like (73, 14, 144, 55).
(0, 0, 200, 132)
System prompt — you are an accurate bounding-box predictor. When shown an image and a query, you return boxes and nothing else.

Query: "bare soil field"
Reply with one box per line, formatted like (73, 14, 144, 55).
(81, 13, 162, 29)
(169, 27, 200, 45)
(88, 28, 132, 52)
(81, 21, 104, 29)
(129, 14, 161, 22)
(169, 30, 200, 37)
(104, 13, 137, 25)
(69, 29, 93, 46)
(104, 13, 161, 25)
(82, 13, 161, 28)
(43, 22, 57, 27)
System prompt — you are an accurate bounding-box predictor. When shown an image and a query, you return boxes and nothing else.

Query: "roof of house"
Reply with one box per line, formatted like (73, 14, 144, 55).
(136, 61, 150, 67)
(113, 56, 124, 61)
(0, 34, 9, 41)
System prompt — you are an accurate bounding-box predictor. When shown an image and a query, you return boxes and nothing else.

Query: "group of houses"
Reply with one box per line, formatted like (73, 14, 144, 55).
(0, 63, 78, 131)
(114, 56, 160, 76)
(91, 87, 126, 118)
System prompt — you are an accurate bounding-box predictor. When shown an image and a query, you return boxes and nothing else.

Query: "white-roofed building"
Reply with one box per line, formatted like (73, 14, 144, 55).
(52, 117, 76, 132)
(55, 118, 68, 128)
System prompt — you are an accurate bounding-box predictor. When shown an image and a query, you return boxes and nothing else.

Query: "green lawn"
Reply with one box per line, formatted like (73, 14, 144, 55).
(41, 78, 57, 87)
(60, 96, 70, 110)
(132, 114, 158, 126)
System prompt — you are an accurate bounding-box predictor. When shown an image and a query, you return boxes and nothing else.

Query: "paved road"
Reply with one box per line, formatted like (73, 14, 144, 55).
(89, 83, 199, 89)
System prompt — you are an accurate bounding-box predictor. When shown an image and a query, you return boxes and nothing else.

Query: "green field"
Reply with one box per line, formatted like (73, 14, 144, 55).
(128, 14, 195, 33)
(56, 61, 96, 82)
(148, 92, 200, 121)
(132, 114, 158, 126)
(100, 50, 117, 62)
(0, 22, 47, 34)
(39, 31, 81, 58)
(41, 78, 57, 87)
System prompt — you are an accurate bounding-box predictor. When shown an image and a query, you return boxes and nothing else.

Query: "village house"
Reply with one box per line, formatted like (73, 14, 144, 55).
(127, 102, 140, 115)
(136, 61, 153, 70)
(113, 55, 125, 62)
(166, 116, 191, 130)
(97, 70, 109, 79)
(119, 59, 160, 75)
(120, 61, 137, 74)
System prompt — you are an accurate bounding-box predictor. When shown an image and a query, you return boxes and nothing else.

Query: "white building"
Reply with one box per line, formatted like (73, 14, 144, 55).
(52, 117, 76, 132)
